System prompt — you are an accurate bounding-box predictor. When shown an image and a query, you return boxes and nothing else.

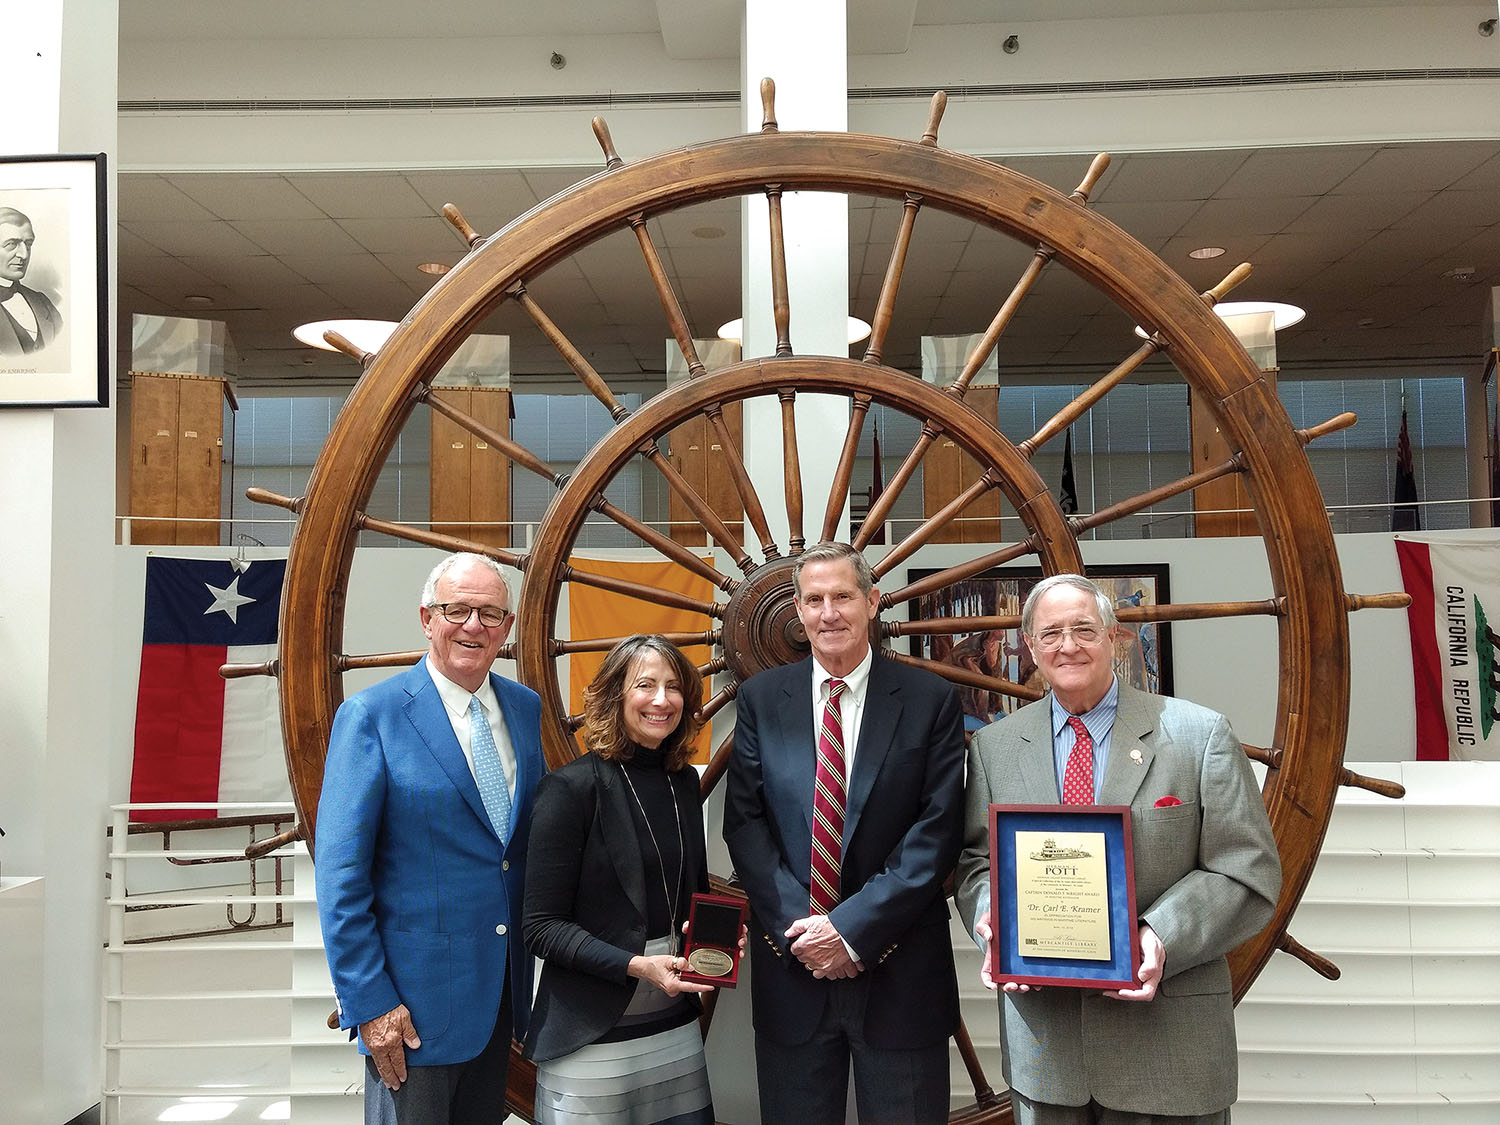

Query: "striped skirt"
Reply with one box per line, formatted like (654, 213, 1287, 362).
(534, 938, 714, 1125)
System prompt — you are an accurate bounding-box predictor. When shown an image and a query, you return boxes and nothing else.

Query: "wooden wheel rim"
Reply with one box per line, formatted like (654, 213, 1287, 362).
(277, 119, 1353, 1117)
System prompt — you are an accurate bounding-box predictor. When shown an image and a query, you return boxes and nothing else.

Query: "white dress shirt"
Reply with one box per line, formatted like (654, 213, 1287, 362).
(425, 657, 517, 801)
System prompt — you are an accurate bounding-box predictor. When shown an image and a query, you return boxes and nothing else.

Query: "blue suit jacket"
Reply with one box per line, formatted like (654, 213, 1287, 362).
(315, 658, 543, 1065)
(724, 654, 966, 1049)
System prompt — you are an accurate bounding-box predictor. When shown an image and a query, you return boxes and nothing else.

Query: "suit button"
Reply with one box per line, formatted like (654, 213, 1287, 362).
(502, 860, 510, 871)
(495, 924, 507, 936)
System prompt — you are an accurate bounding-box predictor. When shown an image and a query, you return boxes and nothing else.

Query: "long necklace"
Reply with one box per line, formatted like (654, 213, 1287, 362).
(618, 758, 685, 956)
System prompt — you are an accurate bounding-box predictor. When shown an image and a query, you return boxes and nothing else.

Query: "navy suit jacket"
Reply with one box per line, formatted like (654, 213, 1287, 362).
(315, 658, 543, 1065)
(724, 654, 966, 1049)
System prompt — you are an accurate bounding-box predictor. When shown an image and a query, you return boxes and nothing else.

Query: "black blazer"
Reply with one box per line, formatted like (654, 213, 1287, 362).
(723, 654, 966, 1050)
(522, 750, 709, 1062)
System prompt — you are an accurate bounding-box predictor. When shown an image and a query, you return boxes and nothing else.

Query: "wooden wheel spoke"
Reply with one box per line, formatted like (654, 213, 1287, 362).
(872, 470, 1001, 580)
(778, 390, 805, 554)
(640, 441, 755, 572)
(765, 183, 792, 357)
(220, 658, 279, 679)
(947, 246, 1053, 399)
(852, 422, 940, 550)
(591, 495, 737, 593)
(889, 614, 1019, 638)
(1071, 455, 1244, 535)
(863, 192, 923, 366)
(423, 389, 564, 486)
(699, 729, 735, 799)
(880, 539, 1038, 609)
(1118, 599, 1282, 623)
(549, 630, 720, 656)
(1018, 340, 1161, 457)
(627, 212, 704, 377)
(563, 563, 724, 618)
(953, 1016, 1002, 1109)
(822, 394, 873, 543)
(704, 403, 781, 561)
(882, 646, 1043, 703)
(354, 510, 526, 568)
(509, 283, 629, 421)
(698, 655, 727, 678)
(1298, 412, 1358, 446)
(696, 681, 739, 724)
(337, 649, 427, 672)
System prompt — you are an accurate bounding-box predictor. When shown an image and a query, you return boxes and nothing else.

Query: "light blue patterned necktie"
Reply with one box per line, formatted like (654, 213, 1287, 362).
(469, 695, 512, 843)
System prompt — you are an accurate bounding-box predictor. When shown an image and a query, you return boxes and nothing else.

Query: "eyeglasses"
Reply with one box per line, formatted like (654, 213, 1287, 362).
(1030, 624, 1108, 652)
(432, 603, 511, 628)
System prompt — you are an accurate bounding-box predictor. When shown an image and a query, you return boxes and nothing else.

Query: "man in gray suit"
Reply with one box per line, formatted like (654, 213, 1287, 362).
(955, 574, 1281, 1124)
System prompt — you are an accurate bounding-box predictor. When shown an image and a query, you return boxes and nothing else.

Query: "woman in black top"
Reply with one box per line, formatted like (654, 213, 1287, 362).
(523, 635, 718, 1124)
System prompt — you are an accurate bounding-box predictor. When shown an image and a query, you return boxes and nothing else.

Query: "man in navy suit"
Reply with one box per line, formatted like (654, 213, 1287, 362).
(0, 207, 63, 357)
(725, 541, 966, 1123)
(316, 552, 543, 1124)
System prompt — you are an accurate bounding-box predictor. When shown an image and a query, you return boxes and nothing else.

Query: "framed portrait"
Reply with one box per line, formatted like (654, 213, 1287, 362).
(905, 564, 1173, 732)
(0, 152, 109, 408)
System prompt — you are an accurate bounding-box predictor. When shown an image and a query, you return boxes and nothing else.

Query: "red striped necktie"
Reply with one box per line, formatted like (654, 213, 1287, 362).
(810, 679, 848, 915)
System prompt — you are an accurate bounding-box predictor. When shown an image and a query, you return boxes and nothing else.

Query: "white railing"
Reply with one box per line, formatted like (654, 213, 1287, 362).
(102, 802, 363, 1125)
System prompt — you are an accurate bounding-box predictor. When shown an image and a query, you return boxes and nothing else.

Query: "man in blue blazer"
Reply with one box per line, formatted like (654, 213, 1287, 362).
(316, 552, 543, 1123)
(725, 542, 966, 1123)
(955, 574, 1281, 1124)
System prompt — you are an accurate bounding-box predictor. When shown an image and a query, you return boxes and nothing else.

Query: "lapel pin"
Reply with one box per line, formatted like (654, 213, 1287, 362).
(1129, 748, 1143, 765)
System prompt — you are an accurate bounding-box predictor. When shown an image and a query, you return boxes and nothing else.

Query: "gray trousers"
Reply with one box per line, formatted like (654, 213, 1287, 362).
(1011, 1089, 1231, 1125)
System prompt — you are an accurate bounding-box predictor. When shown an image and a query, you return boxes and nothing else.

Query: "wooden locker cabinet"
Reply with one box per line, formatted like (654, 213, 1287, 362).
(128, 371, 234, 546)
(430, 386, 512, 549)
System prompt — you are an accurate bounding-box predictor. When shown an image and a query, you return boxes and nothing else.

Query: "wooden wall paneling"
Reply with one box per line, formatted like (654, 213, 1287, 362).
(430, 388, 473, 540)
(1193, 372, 1276, 537)
(923, 430, 965, 543)
(667, 414, 708, 547)
(174, 376, 227, 546)
(963, 388, 1003, 543)
(128, 373, 181, 545)
(470, 388, 512, 549)
(705, 401, 744, 544)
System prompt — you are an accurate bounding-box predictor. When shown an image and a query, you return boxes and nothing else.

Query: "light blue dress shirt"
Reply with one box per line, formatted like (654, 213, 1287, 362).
(1048, 676, 1120, 804)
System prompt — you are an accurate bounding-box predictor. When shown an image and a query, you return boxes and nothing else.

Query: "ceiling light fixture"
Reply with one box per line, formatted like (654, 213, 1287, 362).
(1188, 246, 1226, 260)
(717, 316, 872, 345)
(183, 294, 214, 307)
(1134, 300, 1305, 339)
(293, 319, 399, 355)
(417, 262, 451, 276)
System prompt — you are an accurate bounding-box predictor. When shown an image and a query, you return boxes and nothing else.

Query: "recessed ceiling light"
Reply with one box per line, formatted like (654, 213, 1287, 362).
(717, 316, 872, 345)
(692, 226, 726, 240)
(1442, 265, 1477, 282)
(183, 294, 214, 307)
(1188, 246, 1226, 260)
(417, 262, 451, 276)
(293, 319, 399, 354)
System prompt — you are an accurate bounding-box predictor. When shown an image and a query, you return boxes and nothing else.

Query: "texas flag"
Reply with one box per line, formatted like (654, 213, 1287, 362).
(130, 557, 291, 822)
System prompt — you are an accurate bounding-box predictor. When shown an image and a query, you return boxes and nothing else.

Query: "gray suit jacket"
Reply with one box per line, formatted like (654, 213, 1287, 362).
(954, 683, 1280, 1116)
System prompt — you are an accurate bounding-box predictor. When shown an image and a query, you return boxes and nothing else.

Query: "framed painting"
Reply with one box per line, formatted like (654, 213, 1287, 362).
(0, 152, 109, 408)
(905, 564, 1173, 732)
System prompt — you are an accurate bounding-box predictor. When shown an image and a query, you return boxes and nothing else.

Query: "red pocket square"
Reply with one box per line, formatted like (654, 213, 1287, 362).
(1154, 795, 1182, 808)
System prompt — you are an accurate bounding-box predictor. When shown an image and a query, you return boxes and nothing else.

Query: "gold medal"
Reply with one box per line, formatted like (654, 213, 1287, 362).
(686, 947, 734, 977)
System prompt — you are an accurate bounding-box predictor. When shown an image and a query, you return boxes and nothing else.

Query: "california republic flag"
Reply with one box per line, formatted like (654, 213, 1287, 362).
(1396, 538, 1500, 761)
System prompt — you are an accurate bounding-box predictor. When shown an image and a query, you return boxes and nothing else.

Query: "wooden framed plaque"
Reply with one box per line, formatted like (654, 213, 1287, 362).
(679, 891, 746, 988)
(989, 803, 1140, 989)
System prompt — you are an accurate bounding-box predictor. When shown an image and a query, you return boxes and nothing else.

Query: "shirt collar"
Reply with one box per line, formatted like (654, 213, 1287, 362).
(1050, 675, 1120, 735)
(812, 644, 874, 702)
(424, 655, 499, 720)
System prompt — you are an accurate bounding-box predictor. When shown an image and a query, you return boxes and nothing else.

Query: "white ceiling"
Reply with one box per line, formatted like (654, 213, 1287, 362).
(114, 0, 1500, 389)
(116, 141, 1500, 387)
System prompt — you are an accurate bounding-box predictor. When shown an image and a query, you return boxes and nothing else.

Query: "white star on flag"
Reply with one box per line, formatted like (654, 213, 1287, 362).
(203, 576, 256, 624)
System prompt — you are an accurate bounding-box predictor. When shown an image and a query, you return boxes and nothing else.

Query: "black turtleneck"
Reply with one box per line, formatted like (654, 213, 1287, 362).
(618, 743, 689, 938)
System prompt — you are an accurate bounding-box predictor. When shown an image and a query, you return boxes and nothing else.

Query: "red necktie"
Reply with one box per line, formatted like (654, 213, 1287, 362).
(1063, 716, 1094, 805)
(810, 679, 848, 915)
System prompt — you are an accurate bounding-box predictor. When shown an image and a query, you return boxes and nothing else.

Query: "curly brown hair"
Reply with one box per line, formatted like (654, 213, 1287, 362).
(581, 635, 704, 770)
